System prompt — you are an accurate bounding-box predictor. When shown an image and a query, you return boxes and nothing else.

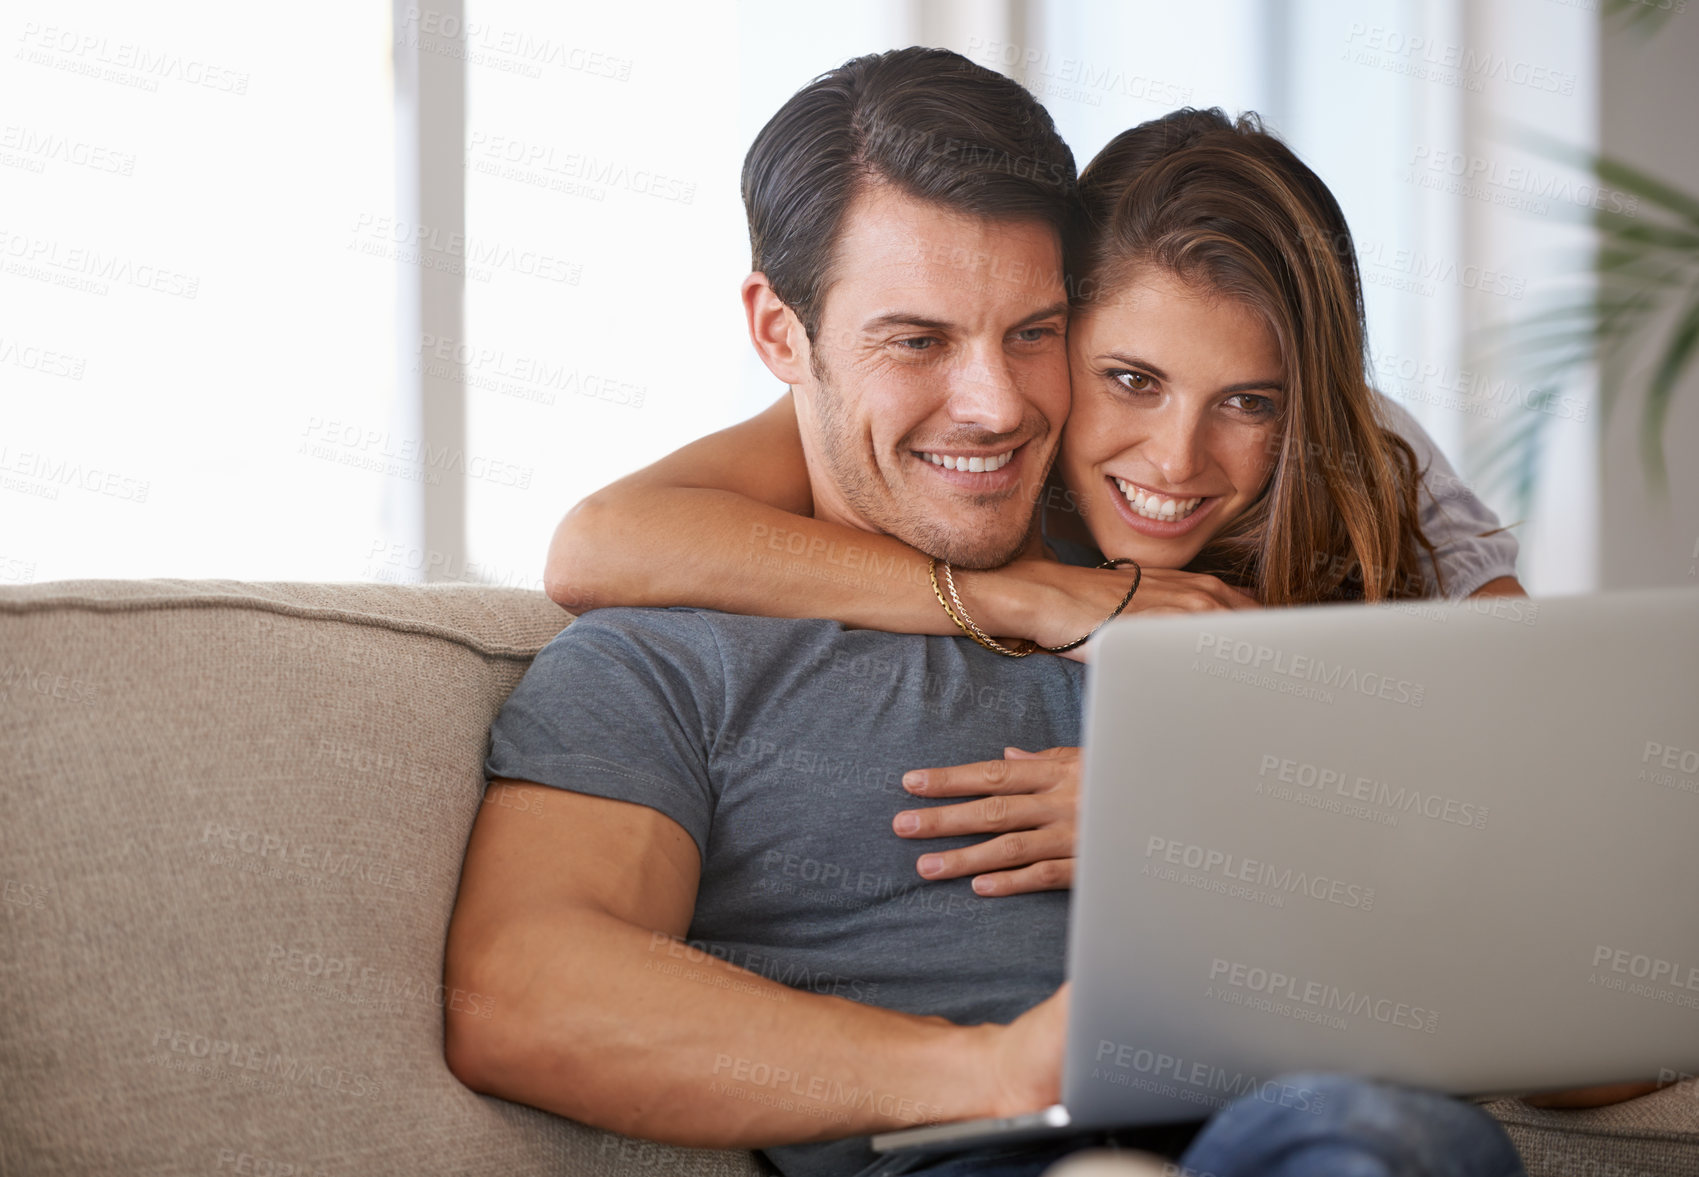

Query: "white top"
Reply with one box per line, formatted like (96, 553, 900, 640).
(1375, 392, 1520, 597)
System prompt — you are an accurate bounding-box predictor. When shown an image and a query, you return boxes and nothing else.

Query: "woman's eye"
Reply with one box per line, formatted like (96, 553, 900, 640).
(1112, 370, 1153, 392)
(1227, 393, 1276, 416)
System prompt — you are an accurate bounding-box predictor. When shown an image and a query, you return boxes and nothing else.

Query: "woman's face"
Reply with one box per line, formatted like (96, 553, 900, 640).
(1057, 268, 1287, 570)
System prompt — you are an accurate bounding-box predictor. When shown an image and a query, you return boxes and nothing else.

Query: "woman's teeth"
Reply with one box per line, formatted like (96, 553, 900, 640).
(1114, 477, 1204, 521)
(921, 450, 1014, 473)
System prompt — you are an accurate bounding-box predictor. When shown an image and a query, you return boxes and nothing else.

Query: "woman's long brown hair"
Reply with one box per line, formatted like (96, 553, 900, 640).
(1067, 108, 1442, 603)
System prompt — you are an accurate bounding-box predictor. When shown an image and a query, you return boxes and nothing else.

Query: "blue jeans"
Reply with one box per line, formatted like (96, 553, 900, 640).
(856, 1073, 1526, 1177)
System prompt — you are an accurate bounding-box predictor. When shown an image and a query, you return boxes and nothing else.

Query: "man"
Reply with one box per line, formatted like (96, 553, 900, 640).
(442, 48, 1529, 1177)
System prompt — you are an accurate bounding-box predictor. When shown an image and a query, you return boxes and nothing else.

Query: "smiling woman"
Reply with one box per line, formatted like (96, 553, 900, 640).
(1062, 272, 1285, 547)
(1052, 108, 1448, 605)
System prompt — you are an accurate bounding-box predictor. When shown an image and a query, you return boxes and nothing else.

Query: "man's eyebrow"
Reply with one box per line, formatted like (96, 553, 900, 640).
(861, 312, 953, 333)
(1014, 301, 1071, 328)
(860, 301, 1070, 335)
(1095, 352, 1284, 395)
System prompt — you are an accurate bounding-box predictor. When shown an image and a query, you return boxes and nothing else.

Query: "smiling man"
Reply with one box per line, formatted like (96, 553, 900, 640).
(765, 177, 1070, 571)
(441, 48, 1529, 1177)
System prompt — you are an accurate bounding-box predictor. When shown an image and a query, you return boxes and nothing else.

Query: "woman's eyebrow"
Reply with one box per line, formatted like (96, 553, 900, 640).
(1095, 353, 1284, 395)
(1096, 352, 1170, 380)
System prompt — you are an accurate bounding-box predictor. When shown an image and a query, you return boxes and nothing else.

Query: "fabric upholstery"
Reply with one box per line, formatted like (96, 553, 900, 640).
(1, 578, 1691, 1175)
(0, 579, 765, 1176)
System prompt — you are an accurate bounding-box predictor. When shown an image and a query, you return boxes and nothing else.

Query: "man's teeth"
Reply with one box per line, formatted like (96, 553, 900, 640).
(1113, 477, 1204, 521)
(921, 450, 1014, 473)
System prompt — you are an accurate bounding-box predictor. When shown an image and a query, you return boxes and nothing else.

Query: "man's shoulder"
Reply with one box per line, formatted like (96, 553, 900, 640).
(546, 607, 891, 663)
(558, 606, 842, 640)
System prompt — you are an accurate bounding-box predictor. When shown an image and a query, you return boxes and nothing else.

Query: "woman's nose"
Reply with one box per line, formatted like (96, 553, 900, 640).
(1143, 414, 1209, 487)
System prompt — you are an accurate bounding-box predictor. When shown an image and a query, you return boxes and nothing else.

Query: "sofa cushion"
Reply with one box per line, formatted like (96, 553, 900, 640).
(1476, 1086, 1699, 1177)
(0, 579, 765, 1176)
(3, 579, 1691, 1176)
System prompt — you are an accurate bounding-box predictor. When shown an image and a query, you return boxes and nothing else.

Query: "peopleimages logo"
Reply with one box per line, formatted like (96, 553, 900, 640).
(1144, 836, 1375, 910)
(1208, 959, 1439, 1033)
(1092, 1041, 1326, 1113)
(1195, 633, 1424, 707)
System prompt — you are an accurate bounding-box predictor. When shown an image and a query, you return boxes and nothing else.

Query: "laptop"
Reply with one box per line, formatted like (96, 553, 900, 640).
(873, 586, 1699, 1154)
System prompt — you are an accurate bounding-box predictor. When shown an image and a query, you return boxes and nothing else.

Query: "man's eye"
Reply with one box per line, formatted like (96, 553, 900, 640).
(1014, 327, 1052, 343)
(897, 338, 936, 352)
(1112, 370, 1153, 392)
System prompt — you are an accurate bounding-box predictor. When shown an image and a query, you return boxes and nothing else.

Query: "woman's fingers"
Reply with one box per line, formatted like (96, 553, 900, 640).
(1126, 569, 1261, 614)
(910, 829, 1074, 880)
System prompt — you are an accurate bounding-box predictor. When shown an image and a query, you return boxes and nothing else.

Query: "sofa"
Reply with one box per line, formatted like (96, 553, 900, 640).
(1, 578, 1694, 1175)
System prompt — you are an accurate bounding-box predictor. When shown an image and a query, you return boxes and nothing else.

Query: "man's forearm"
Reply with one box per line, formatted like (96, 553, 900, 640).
(447, 905, 1009, 1149)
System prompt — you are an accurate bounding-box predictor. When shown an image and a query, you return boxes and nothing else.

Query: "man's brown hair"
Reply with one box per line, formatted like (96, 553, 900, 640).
(741, 46, 1077, 342)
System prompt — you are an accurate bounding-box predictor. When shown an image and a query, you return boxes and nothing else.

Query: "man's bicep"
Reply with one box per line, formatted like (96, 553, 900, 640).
(458, 779, 701, 937)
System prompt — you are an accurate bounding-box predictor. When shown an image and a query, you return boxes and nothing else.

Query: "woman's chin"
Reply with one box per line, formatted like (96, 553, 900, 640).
(1088, 491, 1224, 568)
(1092, 533, 1206, 570)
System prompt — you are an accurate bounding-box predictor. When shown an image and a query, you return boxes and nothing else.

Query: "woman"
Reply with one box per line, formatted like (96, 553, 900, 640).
(546, 108, 1523, 898)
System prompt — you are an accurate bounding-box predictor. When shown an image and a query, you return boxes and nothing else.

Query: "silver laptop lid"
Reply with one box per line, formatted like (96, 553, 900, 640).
(1064, 588, 1699, 1128)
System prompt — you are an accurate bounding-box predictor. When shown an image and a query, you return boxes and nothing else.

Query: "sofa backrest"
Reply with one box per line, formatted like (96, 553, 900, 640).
(0, 579, 764, 1177)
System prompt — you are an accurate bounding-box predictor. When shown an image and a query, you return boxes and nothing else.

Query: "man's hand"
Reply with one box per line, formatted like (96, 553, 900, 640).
(895, 747, 1080, 896)
(981, 984, 1070, 1118)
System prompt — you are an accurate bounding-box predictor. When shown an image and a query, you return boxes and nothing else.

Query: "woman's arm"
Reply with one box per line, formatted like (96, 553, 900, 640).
(545, 395, 1246, 640)
(546, 394, 957, 630)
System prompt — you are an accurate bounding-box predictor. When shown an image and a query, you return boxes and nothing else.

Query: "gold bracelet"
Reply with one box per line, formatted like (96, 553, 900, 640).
(1040, 558, 1142, 653)
(927, 556, 1143, 658)
(926, 556, 983, 644)
(939, 561, 1039, 657)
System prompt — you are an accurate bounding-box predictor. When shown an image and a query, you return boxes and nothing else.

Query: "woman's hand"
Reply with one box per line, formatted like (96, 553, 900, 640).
(893, 746, 1081, 895)
(959, 561, 1259, 663)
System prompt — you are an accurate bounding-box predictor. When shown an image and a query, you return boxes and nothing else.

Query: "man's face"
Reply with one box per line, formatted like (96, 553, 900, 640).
(794, 184, 1071, 570)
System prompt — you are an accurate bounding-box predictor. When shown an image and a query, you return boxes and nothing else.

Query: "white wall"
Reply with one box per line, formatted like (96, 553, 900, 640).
(1598, 9, 1699, 588)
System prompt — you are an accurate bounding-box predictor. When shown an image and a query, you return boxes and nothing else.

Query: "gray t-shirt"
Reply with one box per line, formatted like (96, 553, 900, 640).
(485, 608, 1085, 1177)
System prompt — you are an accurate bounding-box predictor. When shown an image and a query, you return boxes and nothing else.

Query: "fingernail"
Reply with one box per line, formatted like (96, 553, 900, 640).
(902, 771, 925, 791)
(972, 876, 995, 894)
(894, 813, 919, 834)
(918, 854, 943, 876)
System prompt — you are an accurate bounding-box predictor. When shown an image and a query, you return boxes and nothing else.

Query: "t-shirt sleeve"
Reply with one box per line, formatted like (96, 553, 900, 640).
(483, 610, 723, 861)
(1376, 392, 1521, 598)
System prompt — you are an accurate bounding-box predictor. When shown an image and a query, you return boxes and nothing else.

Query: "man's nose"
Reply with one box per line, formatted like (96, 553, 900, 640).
(944, 344, 1025, 436)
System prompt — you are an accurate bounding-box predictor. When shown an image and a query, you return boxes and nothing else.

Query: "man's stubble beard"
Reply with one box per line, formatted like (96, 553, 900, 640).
(808, 351, 1043, 570)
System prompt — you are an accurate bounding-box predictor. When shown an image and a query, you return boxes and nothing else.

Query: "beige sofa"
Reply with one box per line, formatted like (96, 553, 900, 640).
(1, 579, 1694, 1175)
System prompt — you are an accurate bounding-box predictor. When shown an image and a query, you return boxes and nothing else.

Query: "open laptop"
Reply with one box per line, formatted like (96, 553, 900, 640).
(873, 586, 1699, 1154)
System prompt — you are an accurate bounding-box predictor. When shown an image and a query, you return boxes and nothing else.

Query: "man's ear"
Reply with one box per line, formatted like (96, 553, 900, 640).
(742, 272, 811, 386)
